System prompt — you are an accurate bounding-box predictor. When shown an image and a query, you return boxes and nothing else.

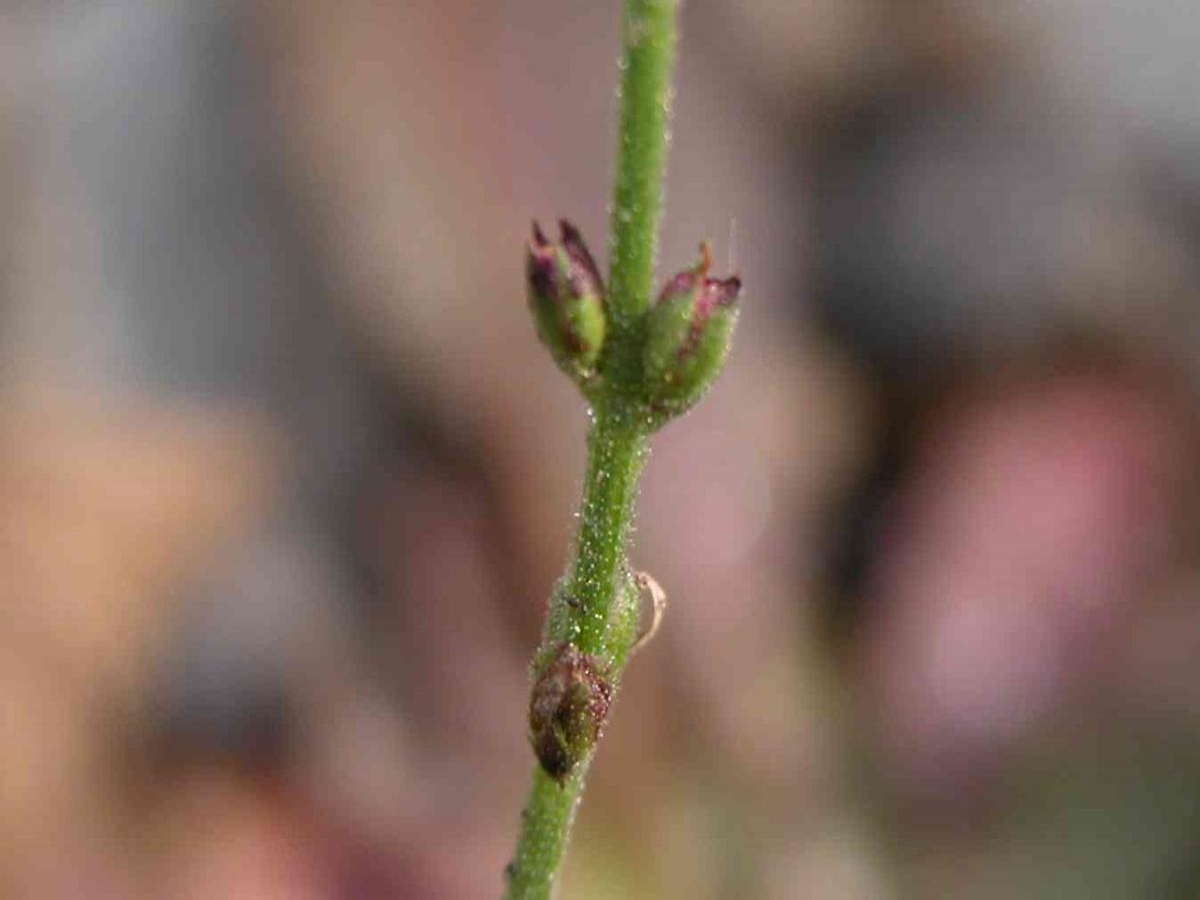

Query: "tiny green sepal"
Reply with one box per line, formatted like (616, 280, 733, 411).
(526, 220, 608, 388)
(641, 242, 741, 424)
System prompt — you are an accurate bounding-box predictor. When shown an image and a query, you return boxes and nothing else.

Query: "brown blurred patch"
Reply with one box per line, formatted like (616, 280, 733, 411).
(0, 387, 279, 895)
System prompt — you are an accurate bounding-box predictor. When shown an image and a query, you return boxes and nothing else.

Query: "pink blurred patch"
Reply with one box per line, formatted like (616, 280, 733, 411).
(858, 368, 1190, 803)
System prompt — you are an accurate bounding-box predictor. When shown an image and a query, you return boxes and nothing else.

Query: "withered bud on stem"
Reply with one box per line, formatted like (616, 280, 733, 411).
(528, 642, 613, 783)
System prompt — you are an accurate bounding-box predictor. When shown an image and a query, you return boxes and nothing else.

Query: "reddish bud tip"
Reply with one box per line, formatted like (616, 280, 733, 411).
(641, 241, 742, 423)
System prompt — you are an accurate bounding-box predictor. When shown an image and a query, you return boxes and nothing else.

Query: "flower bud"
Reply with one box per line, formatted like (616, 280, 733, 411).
(641, 242, 741, 419)
(526, 220, 607, 384)
(528, 642, 612, 783)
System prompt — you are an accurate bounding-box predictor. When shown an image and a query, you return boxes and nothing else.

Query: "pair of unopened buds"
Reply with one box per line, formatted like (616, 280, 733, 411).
(526, 220, 742, 423)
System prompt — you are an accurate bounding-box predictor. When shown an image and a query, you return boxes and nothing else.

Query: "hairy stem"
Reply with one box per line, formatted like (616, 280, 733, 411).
(504, 2, 680, 897)
(607, 0, 680, 338)
(505, 765, 587, 899)
(570, 410, 647, 657)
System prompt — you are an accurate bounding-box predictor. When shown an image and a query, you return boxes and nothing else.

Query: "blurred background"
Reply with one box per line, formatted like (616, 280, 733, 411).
(3, 1, 1200, 897)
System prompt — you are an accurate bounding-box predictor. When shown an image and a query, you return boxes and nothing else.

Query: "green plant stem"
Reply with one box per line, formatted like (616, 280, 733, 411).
(504, 764, 586, 899)
(607, 0, 680, 337)
(504, 2, 679, 897)
(504, 410, 646, 900)
(571, 410, 648, 656)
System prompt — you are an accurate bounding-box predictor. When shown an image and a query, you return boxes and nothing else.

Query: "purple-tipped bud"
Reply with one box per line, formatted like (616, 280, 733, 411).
(642, 242, 741, 421)
(526, 220, 607, 385)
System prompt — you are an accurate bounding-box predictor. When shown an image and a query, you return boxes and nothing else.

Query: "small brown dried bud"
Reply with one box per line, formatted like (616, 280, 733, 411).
(528, 643, 612, 782)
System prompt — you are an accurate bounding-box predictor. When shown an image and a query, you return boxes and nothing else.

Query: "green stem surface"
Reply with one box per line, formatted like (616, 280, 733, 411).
(504, 2, 679, 897)
(571, 411, 648, 656)
(504, 412, 645, 900)
(607, 0, 680, 338)
(504, 765, 587, 899)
